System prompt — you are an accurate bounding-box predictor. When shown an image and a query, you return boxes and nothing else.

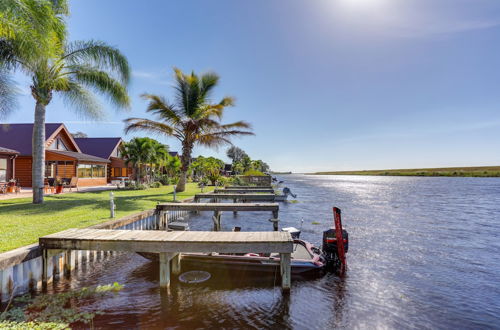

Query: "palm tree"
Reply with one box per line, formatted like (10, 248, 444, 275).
(125, 68, 253, 192)
(122, 137, 156, 184)
(1, 0, 67, 117)
(1, 1, 130, 203)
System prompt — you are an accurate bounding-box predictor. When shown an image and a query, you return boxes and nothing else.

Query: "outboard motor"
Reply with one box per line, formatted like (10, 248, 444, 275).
(322, 207, 348, 273)
(282, 187, 297, 198)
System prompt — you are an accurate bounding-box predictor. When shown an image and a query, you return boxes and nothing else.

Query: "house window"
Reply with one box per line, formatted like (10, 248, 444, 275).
(77, 164, 106, 178)
(48, 138, 69, 151)
(0, 158, 7, 182)
(45, 162, 55, 178)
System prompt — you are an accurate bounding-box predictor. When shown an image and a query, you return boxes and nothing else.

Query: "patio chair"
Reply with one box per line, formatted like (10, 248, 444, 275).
(64, 176, 79, 192)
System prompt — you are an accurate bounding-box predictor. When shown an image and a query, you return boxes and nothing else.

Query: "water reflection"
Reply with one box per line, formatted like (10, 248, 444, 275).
(41, 175, 500, 328)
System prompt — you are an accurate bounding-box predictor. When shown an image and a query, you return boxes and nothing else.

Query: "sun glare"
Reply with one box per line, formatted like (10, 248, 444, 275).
(340, 0, 388, 9)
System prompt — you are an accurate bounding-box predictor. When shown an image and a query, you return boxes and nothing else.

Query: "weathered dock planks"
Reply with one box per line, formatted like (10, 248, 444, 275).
(194, 193, 277, 202)
(156, 203, 280, 231)
(39, 229, 293, 290)
(215, 188, 275, 193)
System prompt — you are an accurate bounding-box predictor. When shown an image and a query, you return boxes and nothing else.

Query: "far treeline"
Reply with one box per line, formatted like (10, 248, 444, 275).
(313, 166, 500, 177)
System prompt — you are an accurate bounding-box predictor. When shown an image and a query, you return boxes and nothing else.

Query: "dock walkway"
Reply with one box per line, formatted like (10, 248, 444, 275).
(194, 193, 277, 202)
(40, 229, 293, 290)
(156, 203, 280, 231)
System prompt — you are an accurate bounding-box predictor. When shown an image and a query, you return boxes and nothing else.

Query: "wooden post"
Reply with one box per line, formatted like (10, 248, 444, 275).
(280, 253, 291, 292)
(273, 210, 279, 220)
(159, 252, 170, 288)
(212, 211, 222, 231)
(171, 253, 181, 275)
(41, 249, 49, 290)
(233, 198, 237, 216)
(269, 218, 279, 231)
(63, 250, 72, 278)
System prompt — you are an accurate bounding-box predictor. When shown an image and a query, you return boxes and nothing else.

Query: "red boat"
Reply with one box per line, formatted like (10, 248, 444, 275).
(138, 208, 349, 276)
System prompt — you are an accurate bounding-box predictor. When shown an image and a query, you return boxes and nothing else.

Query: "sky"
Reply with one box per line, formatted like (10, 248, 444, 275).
(3, 0, 500, 172)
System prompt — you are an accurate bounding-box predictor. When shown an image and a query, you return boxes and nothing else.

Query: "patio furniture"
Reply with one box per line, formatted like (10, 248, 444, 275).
(0, 182, 7, 194)
(63, 176, 79, 192)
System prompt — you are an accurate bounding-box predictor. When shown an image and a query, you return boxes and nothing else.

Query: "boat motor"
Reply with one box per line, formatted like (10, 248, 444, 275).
(282, 187, 297, 198)
(322, 207, 348, 273)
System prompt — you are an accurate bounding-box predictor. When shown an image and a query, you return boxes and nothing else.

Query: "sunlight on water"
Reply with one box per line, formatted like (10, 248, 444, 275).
(42, 175, 500, 328)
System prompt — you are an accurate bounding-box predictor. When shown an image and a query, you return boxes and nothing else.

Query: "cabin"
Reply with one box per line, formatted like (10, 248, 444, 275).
(0, 123, 110, 187)
(74, 137, 132, 183)
(0, 146, 19, 183)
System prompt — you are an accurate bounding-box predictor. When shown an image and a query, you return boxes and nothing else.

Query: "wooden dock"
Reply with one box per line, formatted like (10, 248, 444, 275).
(156, 203, 280, 231)
(39, 229, 293, 290)
(194, 193, 277, 202)
(214, 188, 275, 194)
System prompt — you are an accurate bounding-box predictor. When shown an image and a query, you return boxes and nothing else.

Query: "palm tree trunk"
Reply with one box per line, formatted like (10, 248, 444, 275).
(176, 144, 192, 192)
(32, 101, 46, 204)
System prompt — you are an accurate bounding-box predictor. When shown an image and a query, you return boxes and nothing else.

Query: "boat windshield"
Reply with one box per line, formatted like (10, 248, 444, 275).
(291, 243, 313, 260)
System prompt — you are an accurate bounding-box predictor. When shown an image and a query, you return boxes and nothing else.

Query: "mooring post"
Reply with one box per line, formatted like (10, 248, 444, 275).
(41, 249, 50, 290)
(213, 211, 221, 231)
(110, 192, 115, 218)
(173, 185, 177, 201)
(159, 252, 170, 289)
(171, 253, 181, 275)
(269, 218, 279, 231)
(63, 250, 72, 278)
(273, 209, 279, 220)
(280, 253, 291, 292)
(233, 198, 238, 216)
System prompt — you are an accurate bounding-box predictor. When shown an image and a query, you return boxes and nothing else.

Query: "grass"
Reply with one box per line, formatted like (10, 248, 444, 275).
(0, 183, 213, 253)
(312, 166, 500, 177)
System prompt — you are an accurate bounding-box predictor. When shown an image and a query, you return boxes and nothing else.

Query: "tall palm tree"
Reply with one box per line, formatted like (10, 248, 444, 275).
(1, 0, 130, 203)
(125, 68, 254, 192)
(1, 0, 67, 117)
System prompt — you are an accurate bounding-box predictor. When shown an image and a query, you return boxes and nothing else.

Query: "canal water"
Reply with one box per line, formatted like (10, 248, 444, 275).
(50, 175, 500, 329)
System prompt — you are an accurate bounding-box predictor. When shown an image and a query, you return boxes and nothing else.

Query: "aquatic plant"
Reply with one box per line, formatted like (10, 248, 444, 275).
(0, 282, 123, 327)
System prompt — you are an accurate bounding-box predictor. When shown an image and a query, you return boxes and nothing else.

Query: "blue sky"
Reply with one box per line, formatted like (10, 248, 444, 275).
(4, 0, 500, 172)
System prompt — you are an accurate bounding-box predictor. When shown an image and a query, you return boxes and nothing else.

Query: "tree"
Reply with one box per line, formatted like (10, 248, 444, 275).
(121, 137, 167, 183)
(1, 0, 67, 118)
(1, 0, 130, 203)
(124, 67, 253, 192)
(164, 154, 181, 178)
(72, 131, 88, 138)
(190, 156, 224, 185)
(251, 159, 270, 173)
(226, 146, 247, 164)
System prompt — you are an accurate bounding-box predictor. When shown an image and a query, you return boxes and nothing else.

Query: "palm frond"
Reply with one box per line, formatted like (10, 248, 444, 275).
(141, 93, 181, 124)
(63, 40, 130, 84)
(61, 80, 104, 120)
(71, 66, 130, 108)
(0, 68, 18, 118)
(124, 118, 180, 139)
(219, 120, 253, 130)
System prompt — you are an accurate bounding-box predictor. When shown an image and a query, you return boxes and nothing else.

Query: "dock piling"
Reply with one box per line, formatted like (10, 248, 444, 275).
(280, 253, 291, 292)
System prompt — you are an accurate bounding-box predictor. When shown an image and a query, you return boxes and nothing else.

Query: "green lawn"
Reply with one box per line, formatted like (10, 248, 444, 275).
(0, 183, 213, 253)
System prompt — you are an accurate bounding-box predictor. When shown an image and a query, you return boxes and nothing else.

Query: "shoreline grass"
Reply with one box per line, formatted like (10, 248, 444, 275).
(0, 183, 213, 253)
(311, 166, 500, 177)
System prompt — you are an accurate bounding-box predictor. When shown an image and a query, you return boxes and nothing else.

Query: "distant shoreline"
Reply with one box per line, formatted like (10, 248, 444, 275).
(310, 166, 500, 177)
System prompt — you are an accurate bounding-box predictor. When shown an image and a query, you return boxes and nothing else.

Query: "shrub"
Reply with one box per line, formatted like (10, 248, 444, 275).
(159, 175, 170, 185)
(242, 169, 265, 176)
(151, 182, 162, 188)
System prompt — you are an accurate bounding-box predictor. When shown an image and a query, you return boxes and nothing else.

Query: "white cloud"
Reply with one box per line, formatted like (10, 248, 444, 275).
(132, 70, 156, 79)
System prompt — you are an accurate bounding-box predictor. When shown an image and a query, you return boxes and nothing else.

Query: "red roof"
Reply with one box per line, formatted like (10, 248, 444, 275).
(0, 123, 64, 156)
(74, 137, 122, 160)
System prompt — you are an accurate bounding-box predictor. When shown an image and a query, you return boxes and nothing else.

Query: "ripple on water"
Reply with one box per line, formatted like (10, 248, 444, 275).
(42, 175, 500, 329)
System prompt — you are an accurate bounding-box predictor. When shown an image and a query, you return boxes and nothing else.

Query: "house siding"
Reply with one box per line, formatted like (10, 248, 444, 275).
(14, 157, 32, 187)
